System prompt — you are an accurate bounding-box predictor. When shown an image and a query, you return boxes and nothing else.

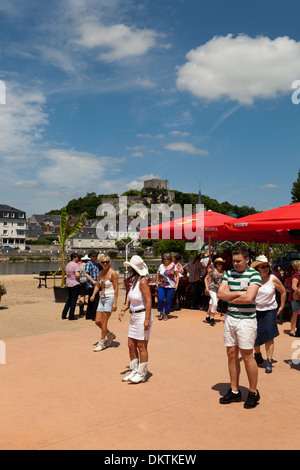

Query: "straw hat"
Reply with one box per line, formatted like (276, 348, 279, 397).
(214, 257, 225, 265)
(123, 255, 149, 276)
(251, 255, 270, 269)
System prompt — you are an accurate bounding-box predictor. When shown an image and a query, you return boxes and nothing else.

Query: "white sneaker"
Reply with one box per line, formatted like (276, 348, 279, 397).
(122, 358, 139, 382)
(130, 362, 148, 384)
(106, 331, 116, 347)
(94, 339, 106, 352)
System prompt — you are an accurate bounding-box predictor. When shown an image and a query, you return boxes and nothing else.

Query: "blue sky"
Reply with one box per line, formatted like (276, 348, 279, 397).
(1, 0, 300, 216)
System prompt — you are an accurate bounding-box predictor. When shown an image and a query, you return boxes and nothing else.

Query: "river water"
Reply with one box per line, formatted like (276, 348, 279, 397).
(0, 260, 161, 276)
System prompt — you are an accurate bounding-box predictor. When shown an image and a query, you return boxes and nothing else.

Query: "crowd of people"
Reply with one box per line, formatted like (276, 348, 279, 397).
(61, 247, 300, 404)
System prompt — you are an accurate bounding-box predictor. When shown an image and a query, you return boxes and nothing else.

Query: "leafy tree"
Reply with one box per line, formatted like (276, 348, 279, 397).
(152, 239, 198, 260)
(291, 170, 300, 203)
(59, 208, 87, 287)
(121, 190, 141, 197)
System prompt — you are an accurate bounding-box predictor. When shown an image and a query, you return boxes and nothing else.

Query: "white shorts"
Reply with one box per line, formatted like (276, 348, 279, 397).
(128, 312, 153, 341)
(224, 315, 257, 350)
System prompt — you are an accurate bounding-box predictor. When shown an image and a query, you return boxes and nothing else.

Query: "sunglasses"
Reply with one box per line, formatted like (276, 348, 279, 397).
(101, 261, 110, 264)
(259, 265, 269, 269)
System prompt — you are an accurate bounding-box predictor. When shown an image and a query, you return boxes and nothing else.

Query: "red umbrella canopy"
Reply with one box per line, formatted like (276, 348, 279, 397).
(139, 210, 237, 242)
(225, 202, 300, 232)
(139, 208, 300, 244)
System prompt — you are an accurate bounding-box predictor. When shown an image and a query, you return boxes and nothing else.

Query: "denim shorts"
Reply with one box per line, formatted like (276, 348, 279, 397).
(291, 300, 300, 313)
(97, 296, 114, 313)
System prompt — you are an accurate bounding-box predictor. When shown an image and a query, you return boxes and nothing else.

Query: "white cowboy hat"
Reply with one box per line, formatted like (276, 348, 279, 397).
(81, 255, 90, 261)
(251, 255, 270, 269)
(123, 255, 148, 276)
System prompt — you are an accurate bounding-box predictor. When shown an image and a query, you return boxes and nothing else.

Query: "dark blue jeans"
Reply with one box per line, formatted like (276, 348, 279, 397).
(62, 284, 80, 319)
(158, 286, 175, 315)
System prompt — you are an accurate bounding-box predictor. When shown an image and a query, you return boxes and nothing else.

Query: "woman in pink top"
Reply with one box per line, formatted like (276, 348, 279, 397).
(62, 253, 81, 321)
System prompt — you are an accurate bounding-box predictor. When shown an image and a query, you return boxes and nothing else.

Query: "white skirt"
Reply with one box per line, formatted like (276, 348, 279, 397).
(128, 312, 153, 341)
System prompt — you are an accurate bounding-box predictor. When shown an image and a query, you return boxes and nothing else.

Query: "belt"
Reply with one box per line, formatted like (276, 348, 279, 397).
(129, 308, 145, 314)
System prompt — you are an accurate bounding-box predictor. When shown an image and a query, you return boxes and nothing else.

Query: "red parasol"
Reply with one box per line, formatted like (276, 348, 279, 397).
(139, 209, 300, 244)
(224, 202, 300, 232)
(139, 210, 237, 242)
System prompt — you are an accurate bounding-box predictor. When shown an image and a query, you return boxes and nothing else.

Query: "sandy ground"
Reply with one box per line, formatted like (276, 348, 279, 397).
(0, 275, 131, 339)
(0, 274, 300, 451)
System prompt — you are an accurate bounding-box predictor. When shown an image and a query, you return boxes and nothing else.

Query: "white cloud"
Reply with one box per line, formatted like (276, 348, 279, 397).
(169, 130, 190, 137)
(137, 133, 165, 139)
(177, 34, 300, 105)
(126, 174, 158, 190)
(72, 21, 160, 62)
(14, 180, 41, 188)
(164, 142, 209, 156)
(260, 183, 278, 189)
(0, 82, 48, 159)
(39, 148, 125, 190)
(35, 46, 77, 74)
(131, 152, 144, 158)
(0, 80, 127, 212)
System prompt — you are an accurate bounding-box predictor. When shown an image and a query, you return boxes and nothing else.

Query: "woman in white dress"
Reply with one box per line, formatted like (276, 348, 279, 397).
(119, 256, 153, 384)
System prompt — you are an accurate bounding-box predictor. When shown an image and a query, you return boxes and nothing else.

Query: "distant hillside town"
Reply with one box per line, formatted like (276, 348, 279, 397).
(0, 179, 176, 252)
(0, 178, 257, 252)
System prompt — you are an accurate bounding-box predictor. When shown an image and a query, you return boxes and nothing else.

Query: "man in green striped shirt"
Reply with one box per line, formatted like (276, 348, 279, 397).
(218, 246, 262, 409)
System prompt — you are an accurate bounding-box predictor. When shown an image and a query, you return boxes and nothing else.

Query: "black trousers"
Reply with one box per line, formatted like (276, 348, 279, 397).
(86, 287, 99, 321)
(62, 284, 80, 320)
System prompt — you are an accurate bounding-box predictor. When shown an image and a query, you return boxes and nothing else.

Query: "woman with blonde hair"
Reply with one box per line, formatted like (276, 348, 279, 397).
(91, 255, 118, 351)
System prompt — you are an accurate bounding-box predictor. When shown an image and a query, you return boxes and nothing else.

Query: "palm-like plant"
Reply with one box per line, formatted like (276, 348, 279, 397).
(0, 284, 7, 296)
(59, 207, 88, 287)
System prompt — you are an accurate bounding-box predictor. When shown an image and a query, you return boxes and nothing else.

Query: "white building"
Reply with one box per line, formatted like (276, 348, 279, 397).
(66, 225, 140, 251)
(0, 205, 27, 250)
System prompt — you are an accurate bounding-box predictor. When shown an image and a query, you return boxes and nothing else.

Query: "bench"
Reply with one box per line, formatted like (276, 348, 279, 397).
(34, 271, 62, 288)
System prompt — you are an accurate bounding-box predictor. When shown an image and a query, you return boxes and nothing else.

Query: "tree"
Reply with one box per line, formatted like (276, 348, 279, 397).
(59, 208, 88, 287)
(291, 170, 300, 203)
(152, 239, 198, 260)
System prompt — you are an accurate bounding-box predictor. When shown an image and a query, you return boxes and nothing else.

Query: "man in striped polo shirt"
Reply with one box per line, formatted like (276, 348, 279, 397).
(218, 246, 262, 409)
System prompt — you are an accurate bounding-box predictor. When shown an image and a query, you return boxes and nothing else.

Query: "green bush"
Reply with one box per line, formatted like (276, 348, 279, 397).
(0, 284, 7, 295)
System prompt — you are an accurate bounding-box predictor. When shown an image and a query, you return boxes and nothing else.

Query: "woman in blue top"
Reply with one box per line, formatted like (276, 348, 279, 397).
(155, 253, 179, 321)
